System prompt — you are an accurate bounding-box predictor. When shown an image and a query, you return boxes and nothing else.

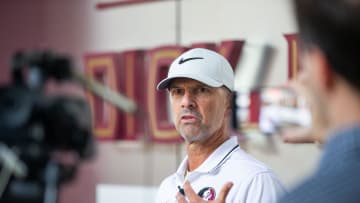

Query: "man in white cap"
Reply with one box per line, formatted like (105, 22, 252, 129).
(155, 48, 285, 203)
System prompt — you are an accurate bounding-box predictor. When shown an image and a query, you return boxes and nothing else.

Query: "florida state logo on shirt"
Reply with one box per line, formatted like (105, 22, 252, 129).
(198, 187, 216, 201)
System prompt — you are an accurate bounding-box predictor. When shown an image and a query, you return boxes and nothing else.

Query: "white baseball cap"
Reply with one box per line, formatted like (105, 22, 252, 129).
(156, 48, 234, 91)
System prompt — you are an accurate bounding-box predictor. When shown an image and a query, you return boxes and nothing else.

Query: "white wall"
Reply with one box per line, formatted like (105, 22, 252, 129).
(181, 0, 297, 86)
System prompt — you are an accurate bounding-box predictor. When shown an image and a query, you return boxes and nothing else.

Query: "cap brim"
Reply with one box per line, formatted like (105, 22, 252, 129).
(156, 74, 223, 90)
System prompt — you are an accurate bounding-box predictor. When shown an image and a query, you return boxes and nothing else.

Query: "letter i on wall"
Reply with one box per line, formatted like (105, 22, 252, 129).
(284, 34, 300, 80)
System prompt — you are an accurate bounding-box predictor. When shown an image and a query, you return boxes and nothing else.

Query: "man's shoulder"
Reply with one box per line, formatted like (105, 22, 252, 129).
(279, 167, 360, 203)
(223, 149, 272, 175)
(156, 173, 178, 203)
(158, 173, 177, 188)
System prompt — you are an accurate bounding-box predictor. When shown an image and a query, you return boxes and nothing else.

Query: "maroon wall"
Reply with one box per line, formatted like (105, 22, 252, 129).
(0, 0, 45, 84)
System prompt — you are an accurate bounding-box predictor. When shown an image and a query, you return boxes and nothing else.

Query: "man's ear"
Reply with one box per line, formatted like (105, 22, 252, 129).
(225, 93, 233, 117)
(311, 48, 335, 92)
(225, 105, 232, 117)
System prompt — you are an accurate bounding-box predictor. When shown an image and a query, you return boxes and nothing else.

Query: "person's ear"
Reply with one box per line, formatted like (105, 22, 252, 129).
(225, 106, 231, 117)
(311, 48, 335, 92)
(224, 94, 232, 117)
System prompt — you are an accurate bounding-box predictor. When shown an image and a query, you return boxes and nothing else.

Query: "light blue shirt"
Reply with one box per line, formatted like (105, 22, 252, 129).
(279, 126, 360, 203)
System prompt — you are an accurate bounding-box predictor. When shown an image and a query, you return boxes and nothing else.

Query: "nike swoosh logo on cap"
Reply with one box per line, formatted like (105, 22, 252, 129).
(178, 57, 204, 64)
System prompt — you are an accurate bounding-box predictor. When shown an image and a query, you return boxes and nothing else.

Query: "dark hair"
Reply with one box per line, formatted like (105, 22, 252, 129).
(294, 0, 360, 90)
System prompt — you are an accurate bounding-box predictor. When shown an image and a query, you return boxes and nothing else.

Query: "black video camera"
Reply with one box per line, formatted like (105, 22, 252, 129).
(0, 51, 95, 203)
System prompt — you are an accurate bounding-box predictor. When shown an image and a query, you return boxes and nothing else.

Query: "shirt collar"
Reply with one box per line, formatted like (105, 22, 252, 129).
(175, 136, 239, 180)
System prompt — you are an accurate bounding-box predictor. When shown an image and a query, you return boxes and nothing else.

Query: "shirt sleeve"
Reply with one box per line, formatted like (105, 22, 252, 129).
(155, 176, 177, 203)
(155, 180, 167, 203)
(234, 171, 287, 203)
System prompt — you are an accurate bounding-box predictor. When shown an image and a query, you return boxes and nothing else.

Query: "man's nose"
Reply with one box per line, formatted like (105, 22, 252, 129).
(180, 91, 196, 109)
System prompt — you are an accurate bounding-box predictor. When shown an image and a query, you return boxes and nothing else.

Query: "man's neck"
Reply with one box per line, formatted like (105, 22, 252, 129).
(329, 83, 360, 136)
(185, 128, 229, 172)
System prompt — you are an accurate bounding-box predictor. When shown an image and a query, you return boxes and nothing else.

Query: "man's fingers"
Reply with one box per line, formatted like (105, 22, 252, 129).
(215, 182, 233, 203)
(176, 192, 187, 203)
(281, 127, 315, 144)
(183, 181, 204, 202)
(180, 181, 233, 203)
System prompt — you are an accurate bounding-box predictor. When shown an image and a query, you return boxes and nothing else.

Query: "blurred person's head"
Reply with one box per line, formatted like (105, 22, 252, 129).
(294, 0, 360, 139)
(295, 0, 360, 90)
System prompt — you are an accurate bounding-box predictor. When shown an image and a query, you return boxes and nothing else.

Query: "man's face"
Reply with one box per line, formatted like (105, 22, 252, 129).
(168, 78, 229, 143)
(298, 47, 329, 141)
(299, 49, 318, 97)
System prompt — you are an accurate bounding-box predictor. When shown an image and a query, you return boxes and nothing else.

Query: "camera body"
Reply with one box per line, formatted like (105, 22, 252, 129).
(0, 51, 95, 203)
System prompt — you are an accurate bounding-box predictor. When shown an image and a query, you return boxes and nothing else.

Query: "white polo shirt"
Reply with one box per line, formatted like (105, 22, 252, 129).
(155, 136, 286, 203)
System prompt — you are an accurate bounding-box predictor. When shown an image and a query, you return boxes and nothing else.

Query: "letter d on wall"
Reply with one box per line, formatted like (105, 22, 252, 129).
(146, 46, 186, 143)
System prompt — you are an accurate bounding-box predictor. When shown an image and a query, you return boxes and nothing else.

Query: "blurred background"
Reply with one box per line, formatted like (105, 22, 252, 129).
(0, 0, 321, 203)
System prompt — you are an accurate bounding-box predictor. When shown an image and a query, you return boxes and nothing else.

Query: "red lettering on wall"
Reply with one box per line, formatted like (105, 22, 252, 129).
(146, 46, 186, 142)
(85, 51, 146, 140)
(191, 40, 245, 70)
(118, 50, 145, 140)
(85, 40, 245, 143)
(249, 90, 261, 123)
(284, 34, 300, 80)
(217, 40, 245, 69)
(84, 53, 121, 140)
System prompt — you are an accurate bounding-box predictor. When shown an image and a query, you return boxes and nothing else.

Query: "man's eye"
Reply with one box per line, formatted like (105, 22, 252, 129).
(170, 88, 183, 95)
(198, 87, 209, 93)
